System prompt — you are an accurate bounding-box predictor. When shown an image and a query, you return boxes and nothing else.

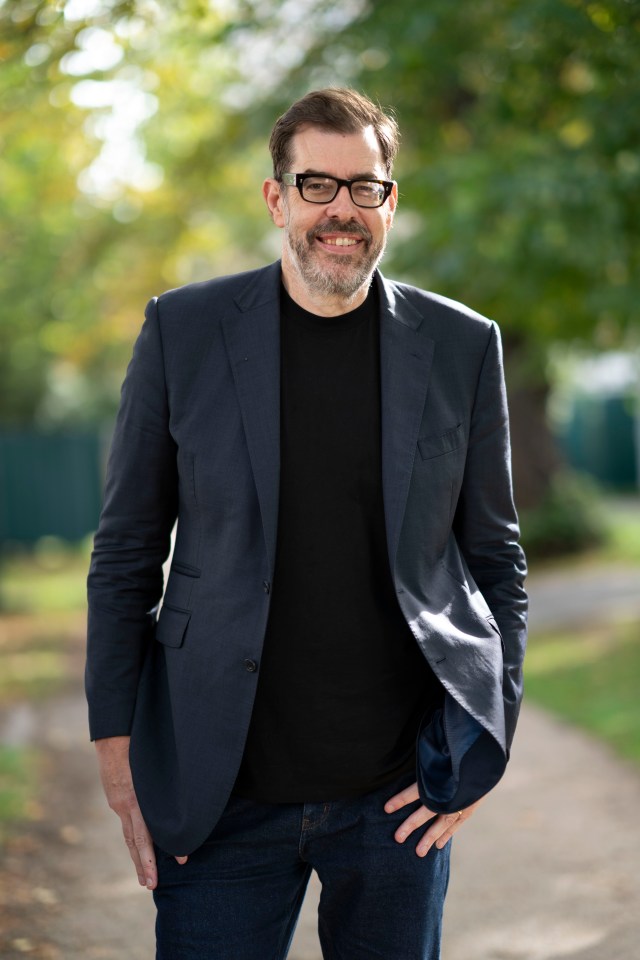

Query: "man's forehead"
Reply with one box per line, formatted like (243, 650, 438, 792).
(289, 124, 385, 172)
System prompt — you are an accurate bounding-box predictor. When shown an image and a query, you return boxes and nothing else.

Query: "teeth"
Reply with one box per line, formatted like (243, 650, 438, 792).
(324, 237, 359, 246)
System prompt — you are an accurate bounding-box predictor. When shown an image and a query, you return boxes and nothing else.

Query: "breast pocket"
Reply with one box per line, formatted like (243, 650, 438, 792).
(417, 423, 465, 461)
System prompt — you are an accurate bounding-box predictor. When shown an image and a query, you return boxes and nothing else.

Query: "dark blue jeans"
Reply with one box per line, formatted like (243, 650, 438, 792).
(153, 772, 450, 959)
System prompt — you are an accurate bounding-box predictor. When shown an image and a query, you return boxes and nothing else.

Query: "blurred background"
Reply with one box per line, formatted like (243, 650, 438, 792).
(0, 0, 639, 957)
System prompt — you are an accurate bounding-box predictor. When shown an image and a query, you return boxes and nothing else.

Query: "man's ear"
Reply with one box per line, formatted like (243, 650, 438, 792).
(263, 178, 285, 228)
(385, 181, 398, 229)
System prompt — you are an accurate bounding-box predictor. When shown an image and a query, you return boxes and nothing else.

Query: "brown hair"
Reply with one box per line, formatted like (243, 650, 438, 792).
(269, 88, 400, 179)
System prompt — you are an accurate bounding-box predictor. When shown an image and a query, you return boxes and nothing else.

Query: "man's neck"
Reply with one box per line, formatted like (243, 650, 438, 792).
(280, 263, 372, 317)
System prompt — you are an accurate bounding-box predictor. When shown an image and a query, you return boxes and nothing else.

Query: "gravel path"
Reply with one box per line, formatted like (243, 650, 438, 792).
(1, 563, 639, 959)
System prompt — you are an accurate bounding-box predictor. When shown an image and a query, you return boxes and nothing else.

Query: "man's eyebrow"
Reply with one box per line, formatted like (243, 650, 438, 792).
(300, 168, 384, 180)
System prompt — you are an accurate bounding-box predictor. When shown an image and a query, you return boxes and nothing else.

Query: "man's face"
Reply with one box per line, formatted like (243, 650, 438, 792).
(263, 125, 397, 312)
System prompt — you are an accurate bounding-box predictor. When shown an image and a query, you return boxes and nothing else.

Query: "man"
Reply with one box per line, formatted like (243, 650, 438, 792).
(87, 88, 527, 959)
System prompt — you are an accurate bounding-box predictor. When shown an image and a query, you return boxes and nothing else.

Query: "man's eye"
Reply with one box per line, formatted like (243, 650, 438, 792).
(354, 182, 380, 198)
(305, 179, 333, 192)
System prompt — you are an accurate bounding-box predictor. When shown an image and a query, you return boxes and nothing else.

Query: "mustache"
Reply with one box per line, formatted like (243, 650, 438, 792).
(306, 221, 372, 244)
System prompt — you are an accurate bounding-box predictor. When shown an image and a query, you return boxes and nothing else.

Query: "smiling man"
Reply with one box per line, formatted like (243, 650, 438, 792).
(269, 123, 394, 309)
(87, 88, 528, 960)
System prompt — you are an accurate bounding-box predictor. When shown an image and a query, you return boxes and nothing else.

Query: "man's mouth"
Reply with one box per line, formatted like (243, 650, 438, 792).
(307, 222, 371, 252)
(320, 236, 361, 247)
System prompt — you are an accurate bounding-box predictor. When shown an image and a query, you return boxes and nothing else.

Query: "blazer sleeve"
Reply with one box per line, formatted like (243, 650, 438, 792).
(452, 321, 528, 749)
(86, 297, 178, 740)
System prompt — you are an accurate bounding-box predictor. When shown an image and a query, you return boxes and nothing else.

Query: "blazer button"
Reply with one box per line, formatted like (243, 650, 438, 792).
(244, 659, 258, 673)
(262, 581, 271, 594)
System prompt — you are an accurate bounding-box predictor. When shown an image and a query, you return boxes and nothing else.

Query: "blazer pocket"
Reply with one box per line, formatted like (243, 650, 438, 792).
(156, 603, 191, 648)
(170, 560, 201, 578)
(418, 423, 464, 461)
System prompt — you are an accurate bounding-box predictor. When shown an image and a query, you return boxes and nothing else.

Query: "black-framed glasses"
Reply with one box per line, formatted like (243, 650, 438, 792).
(280, 173, 395, 208)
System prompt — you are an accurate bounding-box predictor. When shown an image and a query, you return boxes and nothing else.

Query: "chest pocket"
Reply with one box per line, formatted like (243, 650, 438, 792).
(417, 423, 464, 461)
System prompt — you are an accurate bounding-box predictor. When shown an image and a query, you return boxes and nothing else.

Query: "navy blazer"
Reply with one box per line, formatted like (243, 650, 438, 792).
(86, 261, 527, 855)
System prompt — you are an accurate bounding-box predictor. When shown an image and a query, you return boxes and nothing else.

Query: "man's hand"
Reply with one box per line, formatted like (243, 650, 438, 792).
(94, 736, 188, 890)
(384, 781, 483, 857)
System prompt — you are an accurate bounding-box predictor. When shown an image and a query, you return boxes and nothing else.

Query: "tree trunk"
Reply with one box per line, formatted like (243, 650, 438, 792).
(503, 338, 562, 513)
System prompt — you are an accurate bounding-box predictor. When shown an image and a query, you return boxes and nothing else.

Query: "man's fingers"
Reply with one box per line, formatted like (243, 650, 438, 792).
(393, 804, 434, 843)
(434, 807, 471, 850)
(416, 810, 464, 857)
(123, 828, 147, 886)
(387, 790, 483, 857)
(414, 800, 481, 857)
(384, 781, 421, 813)
(122, 809, 157, 889)
(95, 738, 161, 889)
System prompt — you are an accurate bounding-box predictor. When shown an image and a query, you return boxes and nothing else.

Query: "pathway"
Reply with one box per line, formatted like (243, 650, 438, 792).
(0, 563, 639, 959)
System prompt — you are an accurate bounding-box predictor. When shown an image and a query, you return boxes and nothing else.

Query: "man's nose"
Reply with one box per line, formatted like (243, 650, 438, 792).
(325, 183, 357, 216)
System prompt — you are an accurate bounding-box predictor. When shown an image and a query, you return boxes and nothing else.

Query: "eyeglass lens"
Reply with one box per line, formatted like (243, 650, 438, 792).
(301, 177, 386, 207)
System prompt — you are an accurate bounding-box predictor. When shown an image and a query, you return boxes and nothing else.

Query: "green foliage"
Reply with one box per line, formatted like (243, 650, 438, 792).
(603, 500, 640, 565)
(1, 0, 638, 520)
(308, 0, 640, 354)
(0, 0, 267, 426)
(519, 470, 608, 557)
(525, 618, 640, 764)
(1, 1, 147, 423)
(0, 746, 37, 836)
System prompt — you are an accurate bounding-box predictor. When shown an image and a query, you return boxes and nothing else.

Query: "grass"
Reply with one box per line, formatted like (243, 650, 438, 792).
(524, 617, 640, 765)
(523, 496, 640, 765)
(0, 536, 91, 614)
(598, 498, 640, 565)
(526, 494, 640, 570)
(0, 746, 38, 840)
(0, 611, 84, 703)
(0, 539, 89, 837)
(0, 608, 84, 838)
(0, 537, 89, 704)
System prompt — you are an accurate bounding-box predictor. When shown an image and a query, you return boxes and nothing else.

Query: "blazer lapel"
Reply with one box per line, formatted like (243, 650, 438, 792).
(221, 263, 281, 576)
(377, 273, 435, 574)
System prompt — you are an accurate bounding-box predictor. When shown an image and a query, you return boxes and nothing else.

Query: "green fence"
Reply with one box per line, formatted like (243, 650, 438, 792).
(559, 394, 638, 490)
(0, 430, 105, 544)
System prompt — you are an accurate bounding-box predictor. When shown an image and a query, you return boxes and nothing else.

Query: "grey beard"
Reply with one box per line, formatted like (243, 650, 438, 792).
(287, 226, 385, 301)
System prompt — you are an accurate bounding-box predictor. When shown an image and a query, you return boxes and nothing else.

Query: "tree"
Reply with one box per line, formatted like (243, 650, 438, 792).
(0, 0, 266, 424)
(3, 0, 638, 519)
(246, 0, 640, 508)
(0, 0, 360, 425)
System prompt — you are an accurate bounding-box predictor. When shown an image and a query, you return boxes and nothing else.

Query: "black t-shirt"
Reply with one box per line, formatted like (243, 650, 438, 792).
(234, 283, 441, 802)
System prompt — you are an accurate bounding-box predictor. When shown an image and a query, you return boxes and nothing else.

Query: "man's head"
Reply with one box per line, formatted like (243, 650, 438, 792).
(268, 88, 400, 180)
(264, 88, 400, 315)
